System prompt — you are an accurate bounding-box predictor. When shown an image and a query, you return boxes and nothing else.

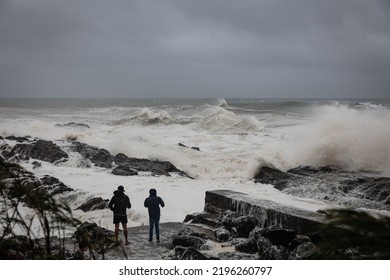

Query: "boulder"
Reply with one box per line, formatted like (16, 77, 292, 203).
(235, 239, 258, 254)
(179, 247, 208, 260)
(75, 197, 109, 212)
(232, 216, 258, 238)
(74, 222, 115, 250)
(172, 235, 205, 249)
(261, 225, 296, 246)
(55, 122, 90, 129)
(214, 227, 230, 241)
(11, 140, 68, 163)
(288, 242, 316, 260)
(112, 165, 138, 176)
(254, 165, 390, 210)
(257, 236, 284, 260)
(71, 142, 113, 168)
(217, 252, 257, 260)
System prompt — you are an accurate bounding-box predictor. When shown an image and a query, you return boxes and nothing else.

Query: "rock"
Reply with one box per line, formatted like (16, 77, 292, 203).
(178, 143, 200, 152)
(71, 142, 113, 168)
(185, 212, 220, 228)
(113, 154, 189, 177)
(217, 252, 257, 260)
(179, 247, 208, 260)
(205, 190, 324, 236)
(39, 175, 74, 195)
(214, 227, 230, 241)
(257, 236, 284, 260)
(32, 161, 42, 169)
(288, 235, 312, 250)
(172, 235, 205, 249)
(11, 140, 68, 163)
(112, 165, 138, 176)
(288, 242, 316, 260)
(113, 153, 129, 165)
(75, 197, 109, 212)
(5, 136, 31, 142)
(74, 222, 115, 250)
(55, 122, 90, 129)
(249, 227, 265, 240)
(177, 226, 208, 240)
(254, 166, 295, 190)
(235, 239, 258, 254)
(232, 216, 258, 238)
(254, 165, 390, 211)
(261, 225, 296, 246)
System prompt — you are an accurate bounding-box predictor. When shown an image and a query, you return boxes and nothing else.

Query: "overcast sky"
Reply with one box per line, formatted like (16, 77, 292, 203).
(0, 0, 389, 99)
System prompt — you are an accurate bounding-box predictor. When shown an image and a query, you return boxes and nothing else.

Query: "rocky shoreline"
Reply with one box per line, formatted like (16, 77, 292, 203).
(1, 135, 390, 260)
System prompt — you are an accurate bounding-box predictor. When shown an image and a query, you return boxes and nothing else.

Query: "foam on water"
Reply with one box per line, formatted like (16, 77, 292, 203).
(2, 98, 390, 235)
(252, 103, 390, 175)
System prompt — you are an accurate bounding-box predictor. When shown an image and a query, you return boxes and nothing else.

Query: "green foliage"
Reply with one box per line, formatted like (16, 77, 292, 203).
(0, 157, 81, 259)
(314, 209, 390, 259)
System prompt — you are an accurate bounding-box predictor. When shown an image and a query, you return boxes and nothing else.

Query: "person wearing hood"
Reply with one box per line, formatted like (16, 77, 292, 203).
(144, 188, 165, 243)
(109, 185, 131, 245)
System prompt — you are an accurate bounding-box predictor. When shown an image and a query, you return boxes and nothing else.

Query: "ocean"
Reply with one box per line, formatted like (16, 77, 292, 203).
(1, 97, 390, 234)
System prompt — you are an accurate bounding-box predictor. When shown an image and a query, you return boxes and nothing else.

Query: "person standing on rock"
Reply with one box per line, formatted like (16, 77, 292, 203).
(109, 185, 131, 245)
(144, 188, 165, 243)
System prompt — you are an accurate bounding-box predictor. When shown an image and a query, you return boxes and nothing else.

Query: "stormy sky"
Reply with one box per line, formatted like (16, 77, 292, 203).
(0, 0, 389, 99)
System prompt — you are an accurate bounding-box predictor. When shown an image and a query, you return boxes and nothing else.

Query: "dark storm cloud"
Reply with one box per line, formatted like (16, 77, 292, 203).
(0, 0, 389, 98)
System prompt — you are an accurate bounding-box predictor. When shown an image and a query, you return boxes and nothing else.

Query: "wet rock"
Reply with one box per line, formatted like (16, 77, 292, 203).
(113, 154, 189, 177)
(217, 252, 257, 260)
(261, 225, 296, 246)
(177, 226, 208, 240)
(288, 242, 316, 260)
(11, 140, 68, 163)
(0, 235, 34, 260)
(288, 235, 312, 250)
(5, 136, 32, 143)
(112, 165, 138, 176)
(214, 227, 230, 241)
(39, 175, 73, 195)
(32, 161, 42, 169)
(74, 222, 115, 249)
(179, 247, 208, 260)
(172, 235, 205, 249)
(71, 142, 113, 168)
(232, 216, 259, 238)
(75, 197, 109, 212)
(235, 239, 258, 254)
(254, 165, 390, 210)
(55, 122, 90, 129)
(254, 166, 295, 190)
(184, 212, 219, 228)
(178, 143, 200, 152)
(257, 236, 284, 260)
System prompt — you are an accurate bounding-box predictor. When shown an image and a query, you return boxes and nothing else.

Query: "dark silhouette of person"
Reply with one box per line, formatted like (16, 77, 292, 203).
(144, 188, 165, 242)
(109, 185, 131, 245)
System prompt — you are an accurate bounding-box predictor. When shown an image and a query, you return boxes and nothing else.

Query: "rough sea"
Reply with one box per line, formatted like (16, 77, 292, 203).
(1, 98, 390, 234)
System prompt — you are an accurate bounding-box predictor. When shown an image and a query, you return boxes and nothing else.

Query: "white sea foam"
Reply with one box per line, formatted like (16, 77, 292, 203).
(253, 103, 390, 175)
(1, 98, 390, 235)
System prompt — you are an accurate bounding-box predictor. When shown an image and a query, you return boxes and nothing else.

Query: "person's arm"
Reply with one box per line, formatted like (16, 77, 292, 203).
(144, 198, 149, 208)
(108, 197, 114, 211)
(159, 197, 165, 208)
(127, 196, 131, 209)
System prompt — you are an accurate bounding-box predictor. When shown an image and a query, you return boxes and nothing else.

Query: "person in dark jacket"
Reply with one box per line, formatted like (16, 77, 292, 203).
(144, 188, 165, 242)
(109, 185, 131, 245)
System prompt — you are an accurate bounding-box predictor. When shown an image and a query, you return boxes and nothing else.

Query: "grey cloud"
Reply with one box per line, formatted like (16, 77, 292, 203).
(0, 0, 389, 98)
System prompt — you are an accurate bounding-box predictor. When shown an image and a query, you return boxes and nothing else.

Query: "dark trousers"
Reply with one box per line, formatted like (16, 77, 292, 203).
(148, 215, 160, 241)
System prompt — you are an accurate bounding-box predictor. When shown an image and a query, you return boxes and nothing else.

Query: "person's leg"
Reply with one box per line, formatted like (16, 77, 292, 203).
(114, 223, 120, 243)
(148, 216, 154, 241)
(122, 223, 129, 245)
(155, 216, 160, 242)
